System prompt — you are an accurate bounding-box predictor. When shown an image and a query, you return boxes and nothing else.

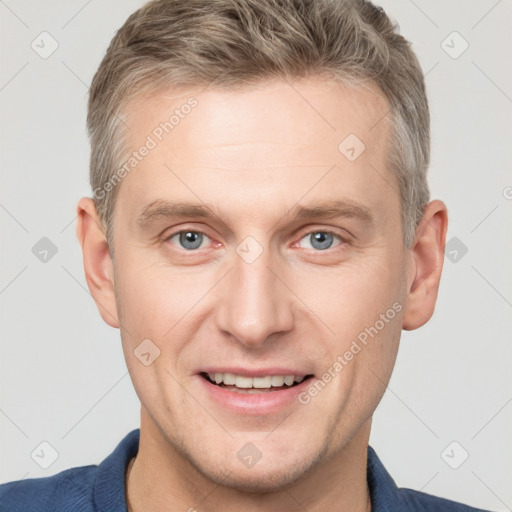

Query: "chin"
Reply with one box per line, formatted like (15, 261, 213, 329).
(190, 447, 322, 493)
(206, 464, 309, 493)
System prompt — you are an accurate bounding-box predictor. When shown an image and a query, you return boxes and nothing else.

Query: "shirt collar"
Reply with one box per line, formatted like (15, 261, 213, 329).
(367, 445, 408, 511)
(94, 429, 140, 512)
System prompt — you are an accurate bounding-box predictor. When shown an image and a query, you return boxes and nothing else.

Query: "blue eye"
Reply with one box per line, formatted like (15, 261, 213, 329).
(165, 229, 344, 253)
(298, 231, 342, 251)
(169, 231, 208, 250)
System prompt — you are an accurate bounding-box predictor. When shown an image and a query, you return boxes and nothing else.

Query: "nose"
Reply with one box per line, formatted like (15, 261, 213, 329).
(215, 246, 295, 349)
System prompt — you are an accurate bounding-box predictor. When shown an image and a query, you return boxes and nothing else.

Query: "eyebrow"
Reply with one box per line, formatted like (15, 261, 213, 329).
(136, 198, 374, 229)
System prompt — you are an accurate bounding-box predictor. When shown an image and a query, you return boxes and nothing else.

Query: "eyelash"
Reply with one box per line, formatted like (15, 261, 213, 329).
(163, 228, 347, 253)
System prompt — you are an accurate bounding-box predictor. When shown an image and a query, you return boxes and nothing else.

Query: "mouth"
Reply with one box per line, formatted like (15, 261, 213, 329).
(199, 371, 315, 394)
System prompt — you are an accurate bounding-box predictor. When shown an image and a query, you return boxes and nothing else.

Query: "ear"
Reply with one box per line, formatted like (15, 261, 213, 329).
(75, 197, 120, 328)
(402, 200, 448, 331)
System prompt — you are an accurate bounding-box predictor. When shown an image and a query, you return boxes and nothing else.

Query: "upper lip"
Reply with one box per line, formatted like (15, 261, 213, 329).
(197, 367, 313, 378)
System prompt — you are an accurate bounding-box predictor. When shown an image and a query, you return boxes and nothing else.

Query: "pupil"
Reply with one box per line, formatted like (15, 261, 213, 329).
(311, 232, 333, 250)
(180, 231, 202, 250)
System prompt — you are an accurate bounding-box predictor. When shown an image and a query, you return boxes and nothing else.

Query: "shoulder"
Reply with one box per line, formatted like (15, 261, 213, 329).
(0, 465, 97, 512)
(367, 446, 495, 512)
(0, 429, 139, 512)
(398, 487, 494, 512)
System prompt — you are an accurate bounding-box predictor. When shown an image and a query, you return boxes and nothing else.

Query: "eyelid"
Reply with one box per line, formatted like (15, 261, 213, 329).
(294, 221, 351, 239)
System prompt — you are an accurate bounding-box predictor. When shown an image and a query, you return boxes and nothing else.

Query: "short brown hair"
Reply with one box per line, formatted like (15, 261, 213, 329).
(87, 0, 430, 254)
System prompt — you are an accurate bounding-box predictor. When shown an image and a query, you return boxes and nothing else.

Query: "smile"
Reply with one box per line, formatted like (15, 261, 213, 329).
(201, 372, 313, 393)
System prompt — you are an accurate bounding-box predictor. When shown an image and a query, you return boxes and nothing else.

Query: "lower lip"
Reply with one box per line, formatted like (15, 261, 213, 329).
(197, 375, 314, 415)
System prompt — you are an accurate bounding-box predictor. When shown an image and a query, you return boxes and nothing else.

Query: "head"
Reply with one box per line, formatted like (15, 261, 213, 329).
(77, 0, 447, 492)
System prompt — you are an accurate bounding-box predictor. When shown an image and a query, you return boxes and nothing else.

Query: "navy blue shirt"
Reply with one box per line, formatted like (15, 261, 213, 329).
(0, 429, 493, 511)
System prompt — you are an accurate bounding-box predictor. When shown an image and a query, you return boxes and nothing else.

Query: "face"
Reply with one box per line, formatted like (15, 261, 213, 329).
(108, 78, 410, 490)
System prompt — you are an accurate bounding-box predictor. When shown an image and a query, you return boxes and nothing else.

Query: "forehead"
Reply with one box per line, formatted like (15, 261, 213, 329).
(116, 77, 397, 228)
(124, 77, 390, 153)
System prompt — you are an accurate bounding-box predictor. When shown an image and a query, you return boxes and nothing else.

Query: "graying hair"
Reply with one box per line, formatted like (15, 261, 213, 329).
(87, 0, 430, 254)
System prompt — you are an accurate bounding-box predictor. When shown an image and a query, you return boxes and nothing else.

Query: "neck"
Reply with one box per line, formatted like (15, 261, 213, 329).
(126, 411, 372, 512)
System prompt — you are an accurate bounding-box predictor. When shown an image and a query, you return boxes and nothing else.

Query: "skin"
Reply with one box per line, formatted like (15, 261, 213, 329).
(76, 77, 448, 512)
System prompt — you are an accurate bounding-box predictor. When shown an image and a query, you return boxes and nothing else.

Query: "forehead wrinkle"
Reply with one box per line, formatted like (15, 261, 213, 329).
(167, 164, 335, 172)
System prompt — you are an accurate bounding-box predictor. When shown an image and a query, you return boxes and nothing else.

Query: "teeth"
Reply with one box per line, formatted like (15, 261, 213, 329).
(253, 376, 272, 388)
(235, 376, 252, 388)
(271, 375, 285, 387)
(206, 372, 307, 389)
(223, 372, 236, 385)
(284, 375, 295, 386)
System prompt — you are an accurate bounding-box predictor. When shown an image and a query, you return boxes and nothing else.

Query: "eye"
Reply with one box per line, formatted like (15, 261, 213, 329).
(167, 230, 210, 251)
(297, 231, 344, 251)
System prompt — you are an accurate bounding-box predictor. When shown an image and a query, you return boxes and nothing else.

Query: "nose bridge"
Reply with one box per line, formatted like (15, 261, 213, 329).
(216, 243, 294, 347)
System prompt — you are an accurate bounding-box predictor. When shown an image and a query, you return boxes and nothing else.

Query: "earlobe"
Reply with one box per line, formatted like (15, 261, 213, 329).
(402, 200, 448, 331)
(76, 197, 120, 328)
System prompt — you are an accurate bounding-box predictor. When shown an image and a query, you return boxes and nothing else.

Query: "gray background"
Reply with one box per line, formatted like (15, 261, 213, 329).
(1, 0, 511, 509)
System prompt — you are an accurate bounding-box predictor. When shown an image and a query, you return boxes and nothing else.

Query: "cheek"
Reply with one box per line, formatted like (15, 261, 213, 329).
(299, 255, 403, 332)
(297, 254, 406, 399)
(114, 258, 193, 406)
(114, 252, 201, 332)
(117, 276, 172, 335)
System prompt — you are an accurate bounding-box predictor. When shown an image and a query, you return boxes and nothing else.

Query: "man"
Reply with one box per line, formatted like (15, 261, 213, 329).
(0, 0, 494, 510)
